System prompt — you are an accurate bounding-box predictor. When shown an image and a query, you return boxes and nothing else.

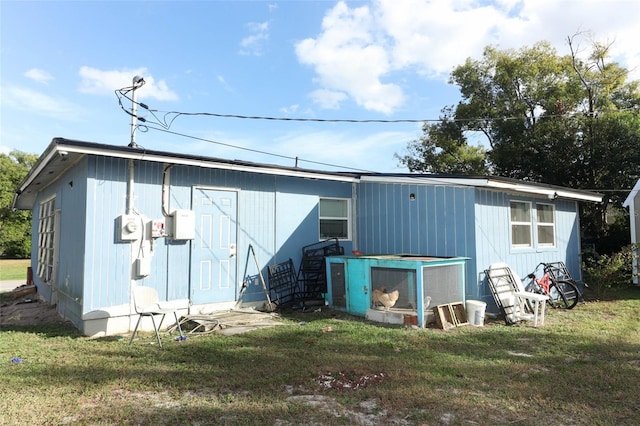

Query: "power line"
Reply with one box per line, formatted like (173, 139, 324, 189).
(116, 87, 638, 130)
(141, 124, 376, 173)
(114, 84, 639, 175)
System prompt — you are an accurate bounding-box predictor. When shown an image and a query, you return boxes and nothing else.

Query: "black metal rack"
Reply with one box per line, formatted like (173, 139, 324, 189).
(544, 262, 574, 283)
(267, 238, 344, 309)
(297, 238, 344, 302)
(267, 259, 298, 308)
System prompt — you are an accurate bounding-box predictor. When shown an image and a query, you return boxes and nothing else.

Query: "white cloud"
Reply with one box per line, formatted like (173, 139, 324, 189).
(280, 103, 316, 117)
(0, 85, 79, 121)
(78, 66, 178, 101)
(309, 89, 348, 110)
(24, 68, 54, 84)
(280, 104, 300, 114)
(376, 0, 507, 76)
(296, 0, 640, 114)
(239, 21, 270, 56)
(296, 2, 404, 114)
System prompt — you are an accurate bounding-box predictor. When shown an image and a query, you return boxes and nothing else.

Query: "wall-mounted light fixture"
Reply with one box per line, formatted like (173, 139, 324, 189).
(409, 193, 416, 201)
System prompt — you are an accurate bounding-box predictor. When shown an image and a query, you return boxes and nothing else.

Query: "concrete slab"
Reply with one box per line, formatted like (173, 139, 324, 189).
(0, 280, 27, 293)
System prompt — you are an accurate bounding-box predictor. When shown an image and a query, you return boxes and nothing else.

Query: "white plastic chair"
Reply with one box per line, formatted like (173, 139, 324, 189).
(129, 286, 184, 348)
(486, 263, 549, 327)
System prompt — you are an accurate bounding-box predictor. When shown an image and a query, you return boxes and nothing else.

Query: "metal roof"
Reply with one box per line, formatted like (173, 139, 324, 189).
(12, 137, 603, 210)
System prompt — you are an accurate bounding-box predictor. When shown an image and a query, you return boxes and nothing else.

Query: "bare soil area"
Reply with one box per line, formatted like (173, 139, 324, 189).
(0, 295, 68, 327)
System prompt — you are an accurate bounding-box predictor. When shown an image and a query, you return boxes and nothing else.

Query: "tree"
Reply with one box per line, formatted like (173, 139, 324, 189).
(0, 150, 39, 258)
(399, 36, 640, 253)
(396, 107, 487, 174)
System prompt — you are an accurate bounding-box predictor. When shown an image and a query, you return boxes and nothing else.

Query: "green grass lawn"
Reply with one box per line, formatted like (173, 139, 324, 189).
(0, 259, 30, 280)
(1, 287, 639, 425)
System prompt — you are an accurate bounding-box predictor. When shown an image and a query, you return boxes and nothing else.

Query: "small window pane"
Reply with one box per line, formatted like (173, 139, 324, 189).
(538, 225, 554, 246)
(320, 199, 348, 217)
(510, 202, 530, 221)
(511, 201, 532, 247)
(320, 219, 348, 239)
(537, 204, 554, 223)
(512, 225, 532, 246)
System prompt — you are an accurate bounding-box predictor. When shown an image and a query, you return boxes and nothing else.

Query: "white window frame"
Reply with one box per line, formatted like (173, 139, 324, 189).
(536, 203, 556, 247)
(319, 197, 351, 240)
(37, 197, 56, 282)
(510, 201, 533, 248)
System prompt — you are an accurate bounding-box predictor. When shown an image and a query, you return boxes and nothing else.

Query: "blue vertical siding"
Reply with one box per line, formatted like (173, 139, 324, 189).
(81, 157, 355, 314)
(356, 182, 477, 297)
(356, 183, 583, 306)
(30, 157, 89, 329)
(85, 156, 139, 311)
(356, 182, 476, 259)
(57, 159, 88, 318)
(473, 189, 583, 305)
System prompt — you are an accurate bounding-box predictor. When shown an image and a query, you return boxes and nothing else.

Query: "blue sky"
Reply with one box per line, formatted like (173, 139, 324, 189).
(1, 0, 639, 172)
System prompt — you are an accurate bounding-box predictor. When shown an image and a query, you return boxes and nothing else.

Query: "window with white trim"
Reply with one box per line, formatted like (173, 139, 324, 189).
(37, 197, 56, 282)
(319, 198, 350, 240)
(510, 201, 532, 248)
(536, 203, 556, 247)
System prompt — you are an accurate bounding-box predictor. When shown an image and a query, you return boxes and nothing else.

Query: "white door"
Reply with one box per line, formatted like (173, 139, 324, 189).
(190, 188, 238, 304)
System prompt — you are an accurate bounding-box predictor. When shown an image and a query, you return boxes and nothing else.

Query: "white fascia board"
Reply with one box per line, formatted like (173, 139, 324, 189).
(360, 175, 481, 186)
(478, 180, 602, 202)
(623, 179, 640, 208)
(56, 144, 359, 183)
(16, 148, 60, 195)
(359, 175, 602, 202)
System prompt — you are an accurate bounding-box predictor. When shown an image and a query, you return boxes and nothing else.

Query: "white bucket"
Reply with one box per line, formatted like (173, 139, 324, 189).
(466, 300, 487, 326)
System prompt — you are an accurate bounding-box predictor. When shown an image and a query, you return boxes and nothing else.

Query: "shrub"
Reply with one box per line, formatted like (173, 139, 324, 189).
(582, 244, 638, 299)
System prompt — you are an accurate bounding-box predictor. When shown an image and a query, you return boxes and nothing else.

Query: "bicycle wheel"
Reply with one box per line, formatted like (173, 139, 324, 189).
(549, 280, 580, 309)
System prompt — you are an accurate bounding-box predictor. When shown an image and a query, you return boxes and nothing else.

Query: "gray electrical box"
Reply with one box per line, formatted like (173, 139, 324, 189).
(171, 210, 195, 240)
(117, 214, 141, 241)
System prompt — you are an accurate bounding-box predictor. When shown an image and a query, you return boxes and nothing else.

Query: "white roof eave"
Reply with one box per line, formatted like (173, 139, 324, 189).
(360, 175, 602, 203)
(623, 179, 640, 208)
(55, 143, 360, 183)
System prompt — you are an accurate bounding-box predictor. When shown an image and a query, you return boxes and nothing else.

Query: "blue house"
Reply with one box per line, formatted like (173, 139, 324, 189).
(13, 138, 602, 336)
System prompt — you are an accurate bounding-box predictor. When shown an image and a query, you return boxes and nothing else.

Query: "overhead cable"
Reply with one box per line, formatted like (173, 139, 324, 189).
(141, 124, 376, 173)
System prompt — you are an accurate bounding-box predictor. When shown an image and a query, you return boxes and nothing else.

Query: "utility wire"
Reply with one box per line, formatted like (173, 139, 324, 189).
(114, 84, 639, 175)
(141, 124, 376, 173)
(116, 87, 638, 130)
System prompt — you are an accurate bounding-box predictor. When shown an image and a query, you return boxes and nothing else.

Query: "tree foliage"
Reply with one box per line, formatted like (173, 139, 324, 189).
(398, 35, 640, 252)
(0, 150, 38, 258)
(396, 107, 487, 174)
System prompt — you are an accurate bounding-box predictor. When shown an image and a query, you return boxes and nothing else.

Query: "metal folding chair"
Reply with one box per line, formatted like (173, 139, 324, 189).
(129, 286, 184, 348)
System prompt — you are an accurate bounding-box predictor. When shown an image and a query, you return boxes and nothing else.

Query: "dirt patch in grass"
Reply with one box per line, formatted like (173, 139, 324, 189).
(0, 296, 68, 327)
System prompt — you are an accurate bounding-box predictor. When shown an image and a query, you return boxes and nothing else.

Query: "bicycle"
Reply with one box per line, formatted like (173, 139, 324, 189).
(524, 262, 581, 309)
